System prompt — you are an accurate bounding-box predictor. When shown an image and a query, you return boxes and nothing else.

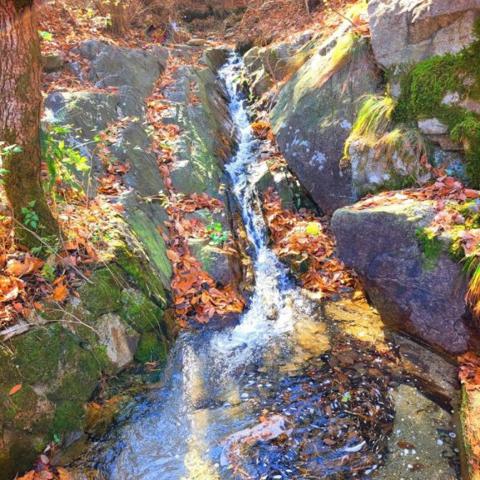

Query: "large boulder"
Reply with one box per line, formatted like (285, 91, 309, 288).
(161, 63, 235, 199)
(368, 0, 480, 68)
(332, 197, 477, 355)
(157, 51, 245, 286)
(271, 28, 382, 213)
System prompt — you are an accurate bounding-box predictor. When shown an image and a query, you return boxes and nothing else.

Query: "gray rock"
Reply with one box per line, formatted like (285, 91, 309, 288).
(188, 239, 240, 286)
(432, 147, 467, 181)
(418, 118, 449, 135)
(162, 64, 234, 199)
(44, 90, 119, 141)
(243, 30, 318, 99)
(250, 161, 297, 209)
(202, 47, 229, 71)
(183, 208, 241, 286)
(42, 52, 65, 73)
(78, 40, 168, 99)
(109, 121, 166, 197)
(332, 199, 474, 354)
(271, 31, 382, 213)
(368, 0, 480, 68)
(349, 139, 430, 197)
(96, 313, 140, 368)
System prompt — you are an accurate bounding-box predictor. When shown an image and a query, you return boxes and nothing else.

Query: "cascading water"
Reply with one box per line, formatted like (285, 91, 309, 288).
(78, 54, 459, 480)
(82, 53, 313, 480)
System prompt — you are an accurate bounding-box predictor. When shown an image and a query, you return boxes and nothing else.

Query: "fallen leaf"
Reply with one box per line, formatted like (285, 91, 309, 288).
(5, 255, 44, 278)
(52, 283, 69, 302)
(8, 384, 22, 396)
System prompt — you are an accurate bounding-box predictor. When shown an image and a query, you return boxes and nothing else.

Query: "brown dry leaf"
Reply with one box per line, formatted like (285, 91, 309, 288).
(0, 275, 23, 303)
(5, 255, 44, 278)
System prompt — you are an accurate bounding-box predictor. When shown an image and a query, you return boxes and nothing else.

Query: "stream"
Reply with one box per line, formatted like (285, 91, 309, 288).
(75, 55, 460, 480)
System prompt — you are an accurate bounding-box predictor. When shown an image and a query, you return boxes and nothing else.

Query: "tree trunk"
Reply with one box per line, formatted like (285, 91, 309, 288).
(0, 0, 59, 247)
(109, 2, 128, 36)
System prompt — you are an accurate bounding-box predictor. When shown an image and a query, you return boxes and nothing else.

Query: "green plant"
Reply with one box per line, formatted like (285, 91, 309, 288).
(344, 93, 396, 155)
(207, 222, 229, 246)
(41, 125, 91, 191)
(0, 142, 22, 185)
(41, 263, 57, 283)
(463, 255, 480, 315)
(31, 235, 60, 259)
(379, 126, 428, 163)
(416, 228, 443, 269)
(38, 30, 54, 42)
(330, 31, 358, 72)
(451, 115, 480, 187)
(22, 201, 40, 230)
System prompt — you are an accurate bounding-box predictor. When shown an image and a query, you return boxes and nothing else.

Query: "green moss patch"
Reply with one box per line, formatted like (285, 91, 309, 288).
(416, 228, 444, 269)
(79, 266, 125, 317)
(115, 243, 169, 307)
(134, 331, 168, 364)
(394, 20, 480, 187)
(120, 289, 164, 333)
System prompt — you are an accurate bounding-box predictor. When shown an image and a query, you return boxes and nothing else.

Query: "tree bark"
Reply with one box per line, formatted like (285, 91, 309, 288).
(0, 0, 59, 247)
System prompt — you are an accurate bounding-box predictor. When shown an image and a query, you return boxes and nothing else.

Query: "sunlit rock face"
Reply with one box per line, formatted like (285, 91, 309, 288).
(332, 198, 476, 355)
(271, 27, 382, 214)
(368, 0, 480, 68)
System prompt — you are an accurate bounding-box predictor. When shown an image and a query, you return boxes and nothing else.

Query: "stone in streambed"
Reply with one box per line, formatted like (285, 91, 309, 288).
(373, 384, 458, 480)
(42, 52, 65, 73)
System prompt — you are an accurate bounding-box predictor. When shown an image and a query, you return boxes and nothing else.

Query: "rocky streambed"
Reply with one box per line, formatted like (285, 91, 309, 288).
(56, 54, 461, 480)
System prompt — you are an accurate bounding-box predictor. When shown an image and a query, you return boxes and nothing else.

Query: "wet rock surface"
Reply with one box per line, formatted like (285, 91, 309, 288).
(373, 384, 459, 480)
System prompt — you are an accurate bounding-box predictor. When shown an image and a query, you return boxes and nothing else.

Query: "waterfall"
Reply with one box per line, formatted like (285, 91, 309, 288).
(87, 52, 311, 479)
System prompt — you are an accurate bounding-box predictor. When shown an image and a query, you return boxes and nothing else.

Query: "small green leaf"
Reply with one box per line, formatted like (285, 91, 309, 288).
(38, 30, 53, 41)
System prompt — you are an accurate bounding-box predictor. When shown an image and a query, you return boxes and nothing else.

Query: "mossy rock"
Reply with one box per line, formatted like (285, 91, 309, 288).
(123, 209, 172, 296)
(0, 431, 45, 480)
(120, 288, 164, 333)
(395, 21, 480, 187)
(52, 400, 86, 434)
(0, 323, 113, 478)
(79, 266, 125, 317)
(115, 242, 169, 307)
(134, 331, 168, 364)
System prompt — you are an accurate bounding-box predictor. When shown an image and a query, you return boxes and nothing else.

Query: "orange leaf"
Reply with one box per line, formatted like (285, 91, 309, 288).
(5, 255, 44, 278)
(58, 468, 72, 480)
(0, 275, 23, 303)
(52, 283, 69, 302)
(465, 189, 480, 199)
(166, 249, 180, 263)
(8, 384, 22, 396)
